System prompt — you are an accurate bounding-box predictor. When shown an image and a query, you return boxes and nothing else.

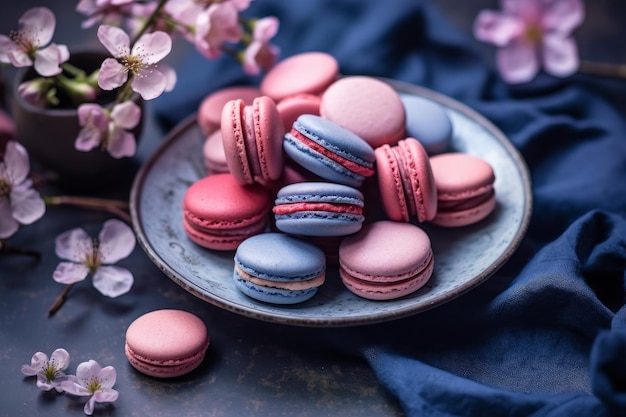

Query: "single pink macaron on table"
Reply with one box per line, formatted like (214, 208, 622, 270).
(125, 309, 210, 378)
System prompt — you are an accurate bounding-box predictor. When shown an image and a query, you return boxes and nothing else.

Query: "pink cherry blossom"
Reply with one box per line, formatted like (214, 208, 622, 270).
(76, 101, 141, 158)
(97, 25, 173, 100)
(21, 348, 70, 392)
(61, 360, 119, 416)
(0, 7, 69, 77)
(53, 219, 135, 298)
(242, 16, 280, 75)
(76, 0, 135, 29)
(0, 141, 46, 239)
(473, 0, 584, 83)
(194, 1, 244, 59)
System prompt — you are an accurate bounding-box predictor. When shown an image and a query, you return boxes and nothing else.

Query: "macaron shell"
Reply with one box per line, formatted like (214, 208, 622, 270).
(203, 130, 229, 174)
(375, 144, 409, 222)
(398, 138, 438, 222)
(125, 309, 209, 378)
(222, 99, 252, 183)
(260, 52, 339, 101)
(276, 93, 322, 132)
(400, 94, 452, 154)
(235, 233, 326, 281)
(198, 85, 261, 135)
(430, 153, 496, 201)
(253, 96, 285, 182)
(430, 191, 496, 227)
(320, 76, 406, 148)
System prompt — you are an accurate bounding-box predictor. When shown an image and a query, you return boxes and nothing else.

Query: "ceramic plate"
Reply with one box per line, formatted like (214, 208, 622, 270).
(130, 79, 532, 327)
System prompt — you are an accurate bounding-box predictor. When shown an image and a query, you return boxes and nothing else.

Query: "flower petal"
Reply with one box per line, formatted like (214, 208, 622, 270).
(19, 7, 56, 47)
(50, 348, 70, 371)
(84, 397, 96, 416)
(0, 35, 14, 63)
(36, 374, 56, 391)
(61, 379, 90, 397)
(132, 31, 172, 64)
(93, 388, 119, 403)
(542, 35, 579, 77)
(110, 101, 140, 129)
(98, 58, 127, 91)
(0, 198, 19, 239)
(496, 40, 539, 84)
(97, 366, 117, 389)
(10, 182, 46, 225)
(55, 227, 91, 261)
(473, 10, 524, 47)
(53, 262, 90, 285)
(542, 0, 585, 34)
(98, 219, 135, 263)
(4, 141, 30, 184)
(107, 128, 136, 158)
(33, 45, 65, 76)
(22, 351, 49, 376)
(92, 266, 133, 297)
(97, 25, 130, 58)
(77, 360, 101, 382)
(131, 67, 166, 100)
(158, 64, 177, 92)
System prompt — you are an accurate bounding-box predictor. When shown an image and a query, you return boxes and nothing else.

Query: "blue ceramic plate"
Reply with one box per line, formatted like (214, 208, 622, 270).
(130, 79, 532, 327)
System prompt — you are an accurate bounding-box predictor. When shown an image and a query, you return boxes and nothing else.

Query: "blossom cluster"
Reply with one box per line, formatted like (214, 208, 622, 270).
(0, 0, 279, 158)
(22, 348, 118, 415)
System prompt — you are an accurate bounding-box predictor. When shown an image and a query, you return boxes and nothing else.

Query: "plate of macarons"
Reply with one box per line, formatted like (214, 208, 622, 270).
(130, 52, 532, 327)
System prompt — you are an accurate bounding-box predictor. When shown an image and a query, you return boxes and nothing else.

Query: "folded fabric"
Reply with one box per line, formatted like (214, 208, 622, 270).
(152, 1, 626, 415)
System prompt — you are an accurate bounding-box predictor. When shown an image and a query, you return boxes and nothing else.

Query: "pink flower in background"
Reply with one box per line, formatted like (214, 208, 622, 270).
(242, 16, 280, 75)
(21, 348, 71, 392)
(53, 219, 135, 298)
(0, 141, 46, 239)
(97, 25, 174, 100)
(76, 101, 141, 158)
(194, 1, 245, 59)
(62, 360, 119, 416)
(76, 0, 135, 29)
(0, 7, 69, 77)
(473, 0, 584, 83)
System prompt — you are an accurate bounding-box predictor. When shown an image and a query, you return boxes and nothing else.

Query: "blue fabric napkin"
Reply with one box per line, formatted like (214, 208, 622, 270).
(153, 1, 626, 416)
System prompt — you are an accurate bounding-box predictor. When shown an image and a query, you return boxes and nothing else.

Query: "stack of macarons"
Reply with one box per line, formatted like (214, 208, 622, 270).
(183, 51, 499, 304)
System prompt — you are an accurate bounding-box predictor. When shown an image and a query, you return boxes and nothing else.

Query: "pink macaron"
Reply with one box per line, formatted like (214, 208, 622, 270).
(197, 85, 261, 136)
(203, 129, 229, 175)
(320, 76, 406, 148)
(339, 221, 434, 301)
(276, 93, 322, 132)
(375, 138, 438, 223)
(429, 152, 496, 227)
(182, 173, 271, 250)
(260, 51, 339, 102)
(125, 309, 210, 378)
(221, 96, 285, 186)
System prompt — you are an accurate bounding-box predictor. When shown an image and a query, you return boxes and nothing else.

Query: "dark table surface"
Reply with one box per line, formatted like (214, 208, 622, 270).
(2, 1, 626, 416)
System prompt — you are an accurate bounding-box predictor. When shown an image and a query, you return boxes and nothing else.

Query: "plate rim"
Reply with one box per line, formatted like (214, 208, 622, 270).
(130, 79, 533, 327)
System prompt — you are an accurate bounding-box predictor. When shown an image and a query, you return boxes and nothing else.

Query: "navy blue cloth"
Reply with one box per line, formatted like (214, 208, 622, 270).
(153, 1, 626, 416)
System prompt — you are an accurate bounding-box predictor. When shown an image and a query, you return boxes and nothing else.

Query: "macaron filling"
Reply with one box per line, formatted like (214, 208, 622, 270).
(235, 265, 326, 290)
(273, 202, 363, 216)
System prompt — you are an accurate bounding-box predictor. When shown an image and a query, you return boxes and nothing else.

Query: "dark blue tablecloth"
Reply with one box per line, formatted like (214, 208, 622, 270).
(154, 1, 626, 416)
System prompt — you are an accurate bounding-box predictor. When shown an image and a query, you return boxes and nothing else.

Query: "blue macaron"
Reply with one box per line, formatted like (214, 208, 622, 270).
(283, 114, 375, 187)
(400, 94, 452, 154)
(233, 233, 326, 304)
(273, 182, 365, 236)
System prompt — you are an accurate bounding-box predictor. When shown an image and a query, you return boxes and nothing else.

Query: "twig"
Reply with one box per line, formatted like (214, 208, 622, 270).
(44, 196, 131, 223)
(579, 60, 626, 79)
(48, 284, 74, 317)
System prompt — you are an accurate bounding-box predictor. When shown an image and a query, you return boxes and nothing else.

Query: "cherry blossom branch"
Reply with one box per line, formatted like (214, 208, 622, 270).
(579, 60, 626, 79)
(130, 0, 169, 46)
(48, 283, 74, 317)
(44, 196, 131, 223)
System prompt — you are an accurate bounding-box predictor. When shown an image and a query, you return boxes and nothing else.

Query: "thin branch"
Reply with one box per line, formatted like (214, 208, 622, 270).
(48, 284, 74, 317)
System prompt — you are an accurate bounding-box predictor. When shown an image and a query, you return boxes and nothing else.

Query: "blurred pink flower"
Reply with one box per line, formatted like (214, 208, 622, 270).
(62, 360, 119, 416)
(0, 7, 69, 77)
(76, 0, 135, 29)
(194, 1, 244, 59)
(76, 101, 141, 158)
(97, 25, 174, 100)
(473, 0, 584, 83)
(0, 141, 46, 239)
(242, 16, 280, 75)
(21, 348, 70, 392)
(53, 219, 135, 298)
